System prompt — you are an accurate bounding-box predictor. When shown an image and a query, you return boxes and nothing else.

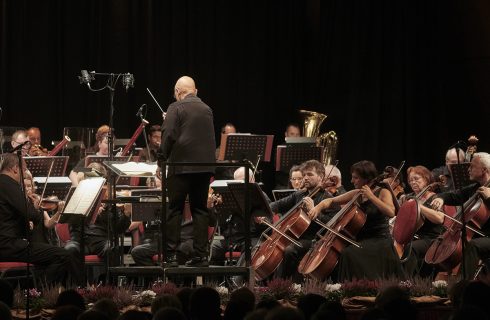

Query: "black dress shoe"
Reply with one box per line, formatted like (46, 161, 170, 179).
(185, 256, 209, 267)
(165, 254, 178, 267)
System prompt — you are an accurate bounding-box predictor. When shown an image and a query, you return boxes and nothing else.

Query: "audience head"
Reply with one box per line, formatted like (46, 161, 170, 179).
(55, 289, 86, 311)
(189, 287, 221, 320)
(118, 310, 152, 320)
(297, 294, 327, 320)
(51, 305, 83, 320)
(311, 301, 346, 320)
(224, 287, 255, 320)
(151, 294, 182, 315)
(92, 298, 119, 320)
(0, 301, 12, 320)
(153, 307, 186, 320)
(265, 306, 305, 320)
(77, 310, 110, 320)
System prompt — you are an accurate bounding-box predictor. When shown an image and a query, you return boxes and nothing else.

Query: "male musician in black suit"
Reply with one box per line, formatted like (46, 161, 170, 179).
(431, 152, 490, 279)
(159, 76, 216, 267)
(269, 160, 337, 281)
(0, 153, 78, 284)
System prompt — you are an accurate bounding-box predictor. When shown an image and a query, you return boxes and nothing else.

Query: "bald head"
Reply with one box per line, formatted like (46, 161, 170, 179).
(174, 76, 197, 101)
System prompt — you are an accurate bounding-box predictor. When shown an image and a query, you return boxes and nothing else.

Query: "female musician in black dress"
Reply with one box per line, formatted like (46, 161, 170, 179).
(400, 166, 445, 278)
(309, 160, 403, 281)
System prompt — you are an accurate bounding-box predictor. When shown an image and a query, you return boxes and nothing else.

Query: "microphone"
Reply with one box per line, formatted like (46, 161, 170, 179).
(11, 141, 30, 152)
(79, 70, 94, 88)
(136, 104, 146, 117)
(122, 73, 134, 91)
(449, 140, 467, 150)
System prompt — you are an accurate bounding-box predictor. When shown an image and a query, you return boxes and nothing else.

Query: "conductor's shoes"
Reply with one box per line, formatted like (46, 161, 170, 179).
(185, 256, 209, 267)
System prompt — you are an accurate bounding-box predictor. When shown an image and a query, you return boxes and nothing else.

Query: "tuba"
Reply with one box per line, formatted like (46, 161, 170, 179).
(299, 109, 338, 166)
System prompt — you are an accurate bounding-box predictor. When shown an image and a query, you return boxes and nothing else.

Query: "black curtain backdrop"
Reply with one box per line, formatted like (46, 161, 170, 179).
(1, 0, 489, 189)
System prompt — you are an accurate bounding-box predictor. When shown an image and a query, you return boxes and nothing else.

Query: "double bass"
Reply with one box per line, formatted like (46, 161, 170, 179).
(297, 173, 388, 280)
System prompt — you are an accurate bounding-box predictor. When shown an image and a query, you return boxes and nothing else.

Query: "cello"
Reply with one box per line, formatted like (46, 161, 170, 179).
(424, 179, 490, 271)
(251, 185, 323, 280)
(297, 173, 388, 280)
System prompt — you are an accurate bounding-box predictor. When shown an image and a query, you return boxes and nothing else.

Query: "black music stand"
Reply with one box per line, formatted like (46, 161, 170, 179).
(272, 189, 296, 201)
(218, 134, 274, 163)
(130, 189, 163, 222)
(449, 163, 472, 190)
(228, 182, 272, 219)
(275, 145, 322, 172)
(25, 156, 69, 176)
(32, 176, 72, 199)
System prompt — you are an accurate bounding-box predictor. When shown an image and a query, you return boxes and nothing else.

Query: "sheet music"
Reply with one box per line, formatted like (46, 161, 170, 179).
(63, 177, 105, 215)
(110, 162, 157, 176)
(33, 176, 72, 184)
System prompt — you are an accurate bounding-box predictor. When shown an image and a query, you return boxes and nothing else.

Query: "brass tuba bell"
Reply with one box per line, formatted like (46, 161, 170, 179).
(299, 109, 338, 166)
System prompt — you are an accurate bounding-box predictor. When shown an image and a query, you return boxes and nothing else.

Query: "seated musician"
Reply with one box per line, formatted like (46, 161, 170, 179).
(64, 164, 131, 267)
(0, 153, 78, 284)
(138, 124, 161, 162)
(26, 127, 49, 156)
(400, 166, 445, 278)
(284, 123, 301, 140)
(289, 165, 303, 190)
(431, 152, 490, 278)
(214, 122, 238, 180)
(310, 160, 403, 281)
(324, 164, 346, 196)
(209, 167, 272, 265)
(432, 147, 466, 192)
(24, 169, 64, 246)
(4, 130, 31, 156)
(270, 159, 334, 282)
(69, 125, 110, 186)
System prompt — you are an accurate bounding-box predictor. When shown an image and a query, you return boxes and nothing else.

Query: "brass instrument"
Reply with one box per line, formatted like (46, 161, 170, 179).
(299, 109, 338, 166)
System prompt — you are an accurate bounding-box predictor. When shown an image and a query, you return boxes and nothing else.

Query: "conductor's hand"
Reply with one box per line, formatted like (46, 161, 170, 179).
(303, 197, 314, 212)
(431, 197, 444, 211)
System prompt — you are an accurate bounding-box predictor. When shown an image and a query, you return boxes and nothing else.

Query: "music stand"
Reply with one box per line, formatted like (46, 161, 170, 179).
(25, 156, 69, 177)
(218, 134, 274, 163)
(449, 163, 472, 190)
(275, 145, 322, 172)
(227, 182, 272, 218)
(272, 189, 296, 201)
(33, 176, 72, 200)
(130, 189, 163, 222)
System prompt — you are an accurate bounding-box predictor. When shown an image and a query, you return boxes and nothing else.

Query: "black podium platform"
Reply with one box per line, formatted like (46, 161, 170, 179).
(109, 265, 250, 285)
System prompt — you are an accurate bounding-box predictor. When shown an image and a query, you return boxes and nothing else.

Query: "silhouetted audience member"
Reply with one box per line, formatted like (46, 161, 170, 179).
(51, 305, 83, 320)
(151, 294, 183, 315)
(176, 287, 194, 319)
(0, 301, 12, 320)
(451, 305, 488, 320)
(449, 279, 470, 307)
(255, 297, 280, 311)
(359, 308, 387, 320)
(311, 301, 346, 320)
(189, 287, 222, 320)
(78, 310, 110, 320)
(152, 307, 187, 320)
(92, 298, 120, 320)
(244, 309, 268, 320)
(297, 294, 327, 320)
(265, 307, 304, 320)
(118, 310, 152, 320)
(0, 279, 14, 308)
(460, 281, 490, 317)
(375, 286, 416, 320)
(55, 289, 86, 311)
(224, 287, 256, 320)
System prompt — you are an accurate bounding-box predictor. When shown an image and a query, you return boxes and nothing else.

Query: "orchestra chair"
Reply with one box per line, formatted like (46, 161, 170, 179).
(0, 262, 37, 288)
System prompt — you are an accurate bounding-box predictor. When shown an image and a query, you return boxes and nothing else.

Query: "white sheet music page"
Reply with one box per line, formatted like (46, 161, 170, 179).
(112, 162, 157, 176)
(63, 177, 105, 215)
